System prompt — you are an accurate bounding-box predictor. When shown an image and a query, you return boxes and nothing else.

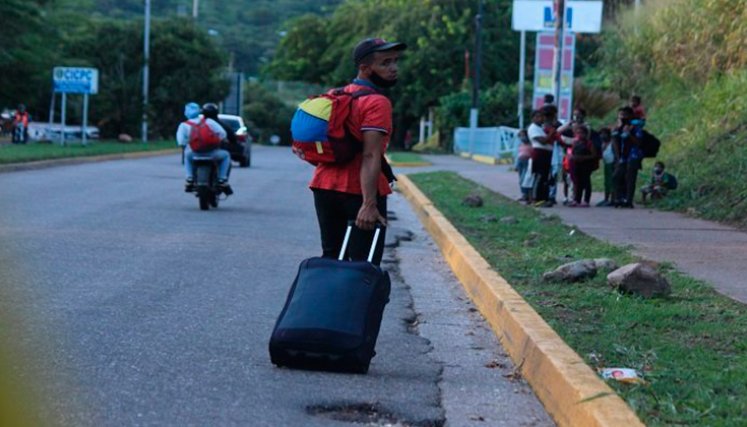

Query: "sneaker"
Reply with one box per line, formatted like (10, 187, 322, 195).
(580, 202, 590, 208)
(596, 200, 609, 207)
(567, 201, 579, 207)
(218, 179, 233, 196)
(540, 201, 554, 208)
(184, 178, 194, 192)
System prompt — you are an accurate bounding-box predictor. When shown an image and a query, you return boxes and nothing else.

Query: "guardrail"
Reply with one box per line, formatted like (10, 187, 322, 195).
(453, 126, 520, 164)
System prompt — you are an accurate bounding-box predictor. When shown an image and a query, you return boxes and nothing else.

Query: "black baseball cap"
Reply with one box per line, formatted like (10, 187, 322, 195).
(353, 38, 407, 66)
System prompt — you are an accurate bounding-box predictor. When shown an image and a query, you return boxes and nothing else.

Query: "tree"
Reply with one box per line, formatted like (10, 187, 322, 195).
(61, 17, 229, 138)
(0, 0, 58, 115)
(265, 0, 520, 147)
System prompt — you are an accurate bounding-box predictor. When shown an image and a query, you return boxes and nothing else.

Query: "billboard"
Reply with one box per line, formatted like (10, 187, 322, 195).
(512, 1, 603, 33)
(53, 67, 99, 94)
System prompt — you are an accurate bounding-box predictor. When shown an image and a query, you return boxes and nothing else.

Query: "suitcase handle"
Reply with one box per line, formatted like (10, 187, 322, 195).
(339, 220, 383, 263)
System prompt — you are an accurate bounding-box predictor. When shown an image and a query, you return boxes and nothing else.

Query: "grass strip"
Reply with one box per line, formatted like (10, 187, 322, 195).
(387, 151, 430, 166)
(0, 140, 175, 164)
(408, 171, 747, 427)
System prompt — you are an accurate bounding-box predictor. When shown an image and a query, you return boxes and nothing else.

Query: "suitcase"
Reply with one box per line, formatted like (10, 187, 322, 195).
(269, 223, 391, 374)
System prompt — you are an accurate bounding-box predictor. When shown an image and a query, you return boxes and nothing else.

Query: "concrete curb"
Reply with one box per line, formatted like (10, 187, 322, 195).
(0, 149, 178, 174)
(397, 174, 644, 427)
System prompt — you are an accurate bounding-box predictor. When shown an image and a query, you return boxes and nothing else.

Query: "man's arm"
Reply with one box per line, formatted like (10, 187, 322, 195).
(357, 130, 387, 230)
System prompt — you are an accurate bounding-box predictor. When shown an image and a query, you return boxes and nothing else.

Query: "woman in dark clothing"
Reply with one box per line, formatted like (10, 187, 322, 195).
(569, 124, 598, 207)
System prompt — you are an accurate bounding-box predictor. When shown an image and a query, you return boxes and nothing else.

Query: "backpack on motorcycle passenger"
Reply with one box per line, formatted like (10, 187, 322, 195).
(290, 88, 396, 183)
(186, 118, 222, 153)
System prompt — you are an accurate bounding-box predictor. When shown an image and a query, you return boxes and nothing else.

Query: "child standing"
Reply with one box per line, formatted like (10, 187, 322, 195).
(597, 127, 615, 206)
(569, 124, 598, 207)
(515, 130, 533, 202)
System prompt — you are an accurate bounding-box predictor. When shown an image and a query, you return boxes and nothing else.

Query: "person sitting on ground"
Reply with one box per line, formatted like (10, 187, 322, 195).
(568, 124, 598, 207)
(596, 127, 616, 206)
(514, 130, 533, 202)
(641, 161, 675, 202)
(175, 102, 231, 193)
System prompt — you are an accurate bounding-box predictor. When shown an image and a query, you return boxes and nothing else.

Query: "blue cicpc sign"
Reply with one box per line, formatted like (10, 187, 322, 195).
(53, 67, 99, 94)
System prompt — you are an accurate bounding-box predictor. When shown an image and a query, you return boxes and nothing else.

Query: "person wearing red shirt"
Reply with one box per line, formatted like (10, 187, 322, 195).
(308, 38, 406, 266)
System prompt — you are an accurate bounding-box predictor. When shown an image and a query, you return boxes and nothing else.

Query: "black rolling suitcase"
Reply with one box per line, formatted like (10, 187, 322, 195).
(269, 223, 391, 374)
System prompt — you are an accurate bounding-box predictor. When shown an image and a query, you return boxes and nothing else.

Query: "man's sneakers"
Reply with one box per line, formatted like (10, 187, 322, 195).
(218, 179, 234, 196)
(184, 178, 195, 192)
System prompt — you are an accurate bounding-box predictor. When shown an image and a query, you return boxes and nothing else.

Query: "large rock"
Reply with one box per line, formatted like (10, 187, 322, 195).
(543, 259, 597, 283)
(607, 263, 671, 298)
(593, 258, 619, 271)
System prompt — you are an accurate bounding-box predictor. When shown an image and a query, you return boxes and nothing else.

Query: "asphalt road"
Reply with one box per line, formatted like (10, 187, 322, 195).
(0, 146, 552, 426)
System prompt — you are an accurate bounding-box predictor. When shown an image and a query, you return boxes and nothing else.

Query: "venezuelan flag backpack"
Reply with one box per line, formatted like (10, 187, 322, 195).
(290, 88, 374, 165)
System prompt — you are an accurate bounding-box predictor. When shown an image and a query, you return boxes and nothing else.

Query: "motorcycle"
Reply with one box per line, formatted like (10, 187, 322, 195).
(188, 155, 232, 210)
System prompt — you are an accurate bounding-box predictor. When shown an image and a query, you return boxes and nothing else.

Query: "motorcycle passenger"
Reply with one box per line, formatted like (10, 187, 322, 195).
(175, 102, 231, 193)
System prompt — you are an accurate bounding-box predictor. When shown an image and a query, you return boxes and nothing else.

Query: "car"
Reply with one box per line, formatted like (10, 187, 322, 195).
(218, 114, 252, 167)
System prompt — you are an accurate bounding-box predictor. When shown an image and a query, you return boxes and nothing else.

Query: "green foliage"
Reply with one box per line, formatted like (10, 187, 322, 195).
(59, 17, 228, 138)
(0, 0, 58, 114)
(435, 81, 522, 146)
(266, 0, 520, 147)
(411, 171, 747, 426)
(243, 82, 295, 145)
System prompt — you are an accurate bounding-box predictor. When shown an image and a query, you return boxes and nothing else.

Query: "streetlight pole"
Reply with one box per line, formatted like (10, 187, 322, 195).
(552, 0, 566, 113)
(193, 0, 199, 18)
(470, 0, 483, 129)
(142, 0, 151, 143)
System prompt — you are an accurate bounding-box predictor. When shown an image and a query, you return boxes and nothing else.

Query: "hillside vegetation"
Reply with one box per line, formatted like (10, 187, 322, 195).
(593, 0, 747, 227)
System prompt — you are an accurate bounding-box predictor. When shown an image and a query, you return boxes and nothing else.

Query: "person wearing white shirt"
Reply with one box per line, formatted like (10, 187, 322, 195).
(527, 110, 554, 206)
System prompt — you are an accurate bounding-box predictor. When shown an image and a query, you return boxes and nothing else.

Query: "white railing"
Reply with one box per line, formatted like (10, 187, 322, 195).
(454, 126, 520, 161)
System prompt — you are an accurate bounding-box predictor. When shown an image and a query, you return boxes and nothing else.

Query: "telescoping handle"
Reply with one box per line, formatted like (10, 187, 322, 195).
(338, 220, 383, 263)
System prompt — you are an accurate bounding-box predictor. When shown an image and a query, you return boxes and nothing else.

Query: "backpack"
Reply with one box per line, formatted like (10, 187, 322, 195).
(186, 118, 222, 153)
(291, 88, 377, 165)
(640, 130, 661, 158)
(291, 88, 397, 183)
(664, 172, 678, 190)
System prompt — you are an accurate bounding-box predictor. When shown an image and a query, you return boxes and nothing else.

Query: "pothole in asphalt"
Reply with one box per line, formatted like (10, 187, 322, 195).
(307, 402, 412, 426)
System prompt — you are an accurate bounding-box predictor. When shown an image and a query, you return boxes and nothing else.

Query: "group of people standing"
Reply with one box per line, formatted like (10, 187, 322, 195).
(515, 95, 666, 208)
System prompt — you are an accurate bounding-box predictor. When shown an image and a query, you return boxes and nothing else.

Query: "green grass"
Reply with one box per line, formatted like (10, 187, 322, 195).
(409, 171, 747, 427)
(0, 140, 176, 165)
(387, 151, 429, 165)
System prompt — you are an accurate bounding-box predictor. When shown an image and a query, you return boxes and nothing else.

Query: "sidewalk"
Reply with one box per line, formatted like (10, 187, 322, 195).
(403, 154, 747, 304)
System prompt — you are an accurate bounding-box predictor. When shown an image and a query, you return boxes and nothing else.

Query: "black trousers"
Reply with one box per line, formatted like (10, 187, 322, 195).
(531, 149, 553, 202)
(572, 164, 593, 204)
(613, 159, 642, 204)
(312, 189, 387, 266)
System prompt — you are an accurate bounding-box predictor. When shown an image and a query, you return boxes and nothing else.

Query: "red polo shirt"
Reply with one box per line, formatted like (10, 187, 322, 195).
(309, 83, 393, 196)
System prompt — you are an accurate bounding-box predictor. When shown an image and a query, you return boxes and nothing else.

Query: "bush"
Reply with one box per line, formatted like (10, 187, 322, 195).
(243, 82, 295, 145)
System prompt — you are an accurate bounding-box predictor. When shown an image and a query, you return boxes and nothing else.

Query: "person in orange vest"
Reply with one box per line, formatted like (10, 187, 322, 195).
(12, 104, 30, 144)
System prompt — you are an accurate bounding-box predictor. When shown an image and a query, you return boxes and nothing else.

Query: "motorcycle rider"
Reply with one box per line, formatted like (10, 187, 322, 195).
(175, 102, 232, 193)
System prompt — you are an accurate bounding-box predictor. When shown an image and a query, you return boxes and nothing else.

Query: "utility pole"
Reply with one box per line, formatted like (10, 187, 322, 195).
(193, 0, 199, 18)
(517, 30, 526, 129)
(142, 0, 151, 143)
(552, 0, 566, 111)
(470, 0, 483, 129)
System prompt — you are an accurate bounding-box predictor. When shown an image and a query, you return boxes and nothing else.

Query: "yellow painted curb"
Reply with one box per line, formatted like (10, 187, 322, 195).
(471, 154, 499, 165)
(397, 174, 644, 427)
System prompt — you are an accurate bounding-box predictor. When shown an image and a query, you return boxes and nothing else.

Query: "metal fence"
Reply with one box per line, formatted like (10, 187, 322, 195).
(453, 126, 520, 160)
